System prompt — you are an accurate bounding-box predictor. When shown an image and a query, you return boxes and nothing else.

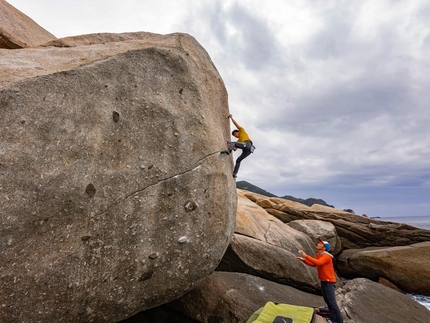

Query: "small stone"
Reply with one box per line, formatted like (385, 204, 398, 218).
(184, 200, 197, 212)
(178, 236, 188, 244)
(138, 271, 154, 282)
(148, 252, 159, 259)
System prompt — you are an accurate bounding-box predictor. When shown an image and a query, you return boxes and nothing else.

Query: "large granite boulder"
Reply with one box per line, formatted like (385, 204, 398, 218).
(240, 190, 430, 249)
(0, 32, 236, 323)
(336, 242, 430, 295)
(337, 278, 430, 323)
(165, 272, 324, 323)
(0, 0, 56, 48)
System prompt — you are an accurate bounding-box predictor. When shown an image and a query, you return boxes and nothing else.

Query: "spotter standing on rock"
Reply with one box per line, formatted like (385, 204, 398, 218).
(296, 238, 343, 323)
(220, 114, 254, 178)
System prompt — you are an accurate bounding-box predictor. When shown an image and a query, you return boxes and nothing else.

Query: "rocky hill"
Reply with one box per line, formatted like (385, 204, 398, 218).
(237, 180, 335, 208)
(280, 195, 335, 208)
(236, 180, 277, 197)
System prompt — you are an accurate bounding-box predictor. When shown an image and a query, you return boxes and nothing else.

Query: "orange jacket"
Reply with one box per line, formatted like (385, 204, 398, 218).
(303, 252, 336, 283)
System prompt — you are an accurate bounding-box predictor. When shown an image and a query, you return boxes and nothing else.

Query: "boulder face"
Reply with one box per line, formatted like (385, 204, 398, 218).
(336, 242, 430, 295)
(0, 32, 236, 322)
(0, 0, 56, 48)
(337, 278, 430, 323)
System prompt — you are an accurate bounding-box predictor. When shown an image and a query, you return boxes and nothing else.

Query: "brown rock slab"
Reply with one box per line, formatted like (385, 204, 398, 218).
(288, 219, 342, 255)
(336, 242, 430, 295)
(338, 278, 430, 323)
(0, 0, 56, 48)
(236, 190, 314, 251)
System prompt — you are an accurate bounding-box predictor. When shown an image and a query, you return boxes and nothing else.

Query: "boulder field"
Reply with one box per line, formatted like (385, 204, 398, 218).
(128, 190, 430, 323)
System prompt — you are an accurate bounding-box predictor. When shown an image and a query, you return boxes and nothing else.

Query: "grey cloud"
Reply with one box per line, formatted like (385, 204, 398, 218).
(203, 1, 282, 71)
(306, 9, 354, 60)
(226, 3, 279, 70)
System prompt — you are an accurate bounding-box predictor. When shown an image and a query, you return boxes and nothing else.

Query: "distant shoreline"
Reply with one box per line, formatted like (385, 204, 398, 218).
(379, 215, 430, 230)
(380, 215, 430, 219)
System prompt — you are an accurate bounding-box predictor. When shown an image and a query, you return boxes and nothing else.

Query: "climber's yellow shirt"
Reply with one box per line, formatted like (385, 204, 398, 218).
(237, 126, 251, 142)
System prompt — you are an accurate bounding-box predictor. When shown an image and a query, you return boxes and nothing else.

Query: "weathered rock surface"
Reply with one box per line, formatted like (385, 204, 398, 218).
(0, 32, 236, 323)
(165, 271, 324, 323)
(217, 234, 321, 292)
(0, 0, 56, 48)
(217, 190, 321, 292)
(337, 278, 430, 323)
(235, 190, 316, 253)
(336, 242, 430, 295)
(240, 190, 430, 249)
(288, 219, 342, 255)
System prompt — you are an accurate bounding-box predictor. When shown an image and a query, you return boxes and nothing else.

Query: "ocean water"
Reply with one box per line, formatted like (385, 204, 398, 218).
(380, 215, 430, 230)
(409, 294, 430, 311)
(378, 216, 430, 310)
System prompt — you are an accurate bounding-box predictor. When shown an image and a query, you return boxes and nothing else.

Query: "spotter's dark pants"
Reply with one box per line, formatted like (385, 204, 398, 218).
(321, 281, 343, 323)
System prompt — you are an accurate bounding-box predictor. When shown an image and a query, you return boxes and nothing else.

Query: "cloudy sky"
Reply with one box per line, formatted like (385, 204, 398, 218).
(8, 0, 430, 217)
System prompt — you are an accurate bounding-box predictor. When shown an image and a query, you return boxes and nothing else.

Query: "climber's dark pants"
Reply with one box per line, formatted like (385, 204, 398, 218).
(228, 141, 252, 175)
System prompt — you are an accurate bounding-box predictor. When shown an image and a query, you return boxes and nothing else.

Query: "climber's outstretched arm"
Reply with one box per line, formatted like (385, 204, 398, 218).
(228, 114, 240, 129)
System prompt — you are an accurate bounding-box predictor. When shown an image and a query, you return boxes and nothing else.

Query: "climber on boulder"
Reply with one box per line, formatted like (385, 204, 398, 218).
(220, 114, 254, 178)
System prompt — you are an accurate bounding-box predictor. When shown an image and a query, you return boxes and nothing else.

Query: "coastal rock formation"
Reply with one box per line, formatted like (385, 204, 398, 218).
(0, 0, 56, 48)
(241, 190, 430, 249)
(166, 272, 324, 323)
(122, 189, 430, 323)
(338, 278, 430, 323)
(201, 192, 430, 322)
(336, 242, 430, 295)
(1, 27, 235, 323)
